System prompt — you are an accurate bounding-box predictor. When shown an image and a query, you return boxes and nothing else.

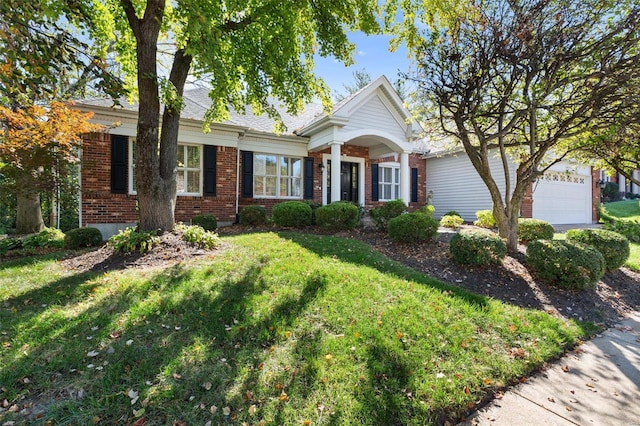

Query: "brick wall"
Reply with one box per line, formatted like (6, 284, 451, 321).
(82, 132, 428, 226)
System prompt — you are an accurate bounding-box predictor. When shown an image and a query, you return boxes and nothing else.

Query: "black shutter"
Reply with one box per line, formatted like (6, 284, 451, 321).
(411, 167, 418, 203)
(203, 145, 217, 196)
(371, 164, 379, 201)
(241, 151, 253, 198)
(304, 157, 314, 199)
(111, 134, 128, 194)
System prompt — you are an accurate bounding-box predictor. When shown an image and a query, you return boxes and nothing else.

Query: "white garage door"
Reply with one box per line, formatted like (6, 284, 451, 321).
(532, 170, 592, 224)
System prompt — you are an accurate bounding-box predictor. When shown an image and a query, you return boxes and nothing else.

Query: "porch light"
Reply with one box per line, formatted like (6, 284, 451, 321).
(318, 162, 325, 172)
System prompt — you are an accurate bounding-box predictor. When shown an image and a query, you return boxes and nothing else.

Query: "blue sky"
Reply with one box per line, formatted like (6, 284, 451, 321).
(313, 32, 413, 93)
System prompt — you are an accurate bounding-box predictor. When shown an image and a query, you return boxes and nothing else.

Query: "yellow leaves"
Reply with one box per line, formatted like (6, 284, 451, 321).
(396, 331, 404, 339)
(508, 324, 518, 333)
(278, 391, 289, 402)
(324, 354, 333, 361)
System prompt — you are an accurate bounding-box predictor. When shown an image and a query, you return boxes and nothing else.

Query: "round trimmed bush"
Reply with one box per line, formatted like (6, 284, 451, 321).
(272, 201, 312, 228)
(369, 199, 408, 230)
(440, 214, 464, 228)
(450, 229, 506, 266)
(566, 229, 630, 271)
(64, 227, 103, 249)
(518, 218, 554, 243)
(316, 202, 360, 230)
(240, 205, 267, 226)
(474, 210, 496, 228)
(191, 213, 217, 231)
(387, 212, 438, 243)
(526, 240, 605, 290)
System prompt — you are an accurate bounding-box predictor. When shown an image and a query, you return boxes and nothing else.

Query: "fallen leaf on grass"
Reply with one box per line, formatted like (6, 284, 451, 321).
(202, 382, 212, 390)
(87, 350, 100, 357)
(222, 406, 231, 416)
(562, 365, 569, 373)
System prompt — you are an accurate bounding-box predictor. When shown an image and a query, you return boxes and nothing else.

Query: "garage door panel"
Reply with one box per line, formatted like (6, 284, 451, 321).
(533, 171, 591, 224)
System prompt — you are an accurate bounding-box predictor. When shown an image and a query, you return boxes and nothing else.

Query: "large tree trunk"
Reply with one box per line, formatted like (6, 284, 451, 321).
(16, 191, 45, 234)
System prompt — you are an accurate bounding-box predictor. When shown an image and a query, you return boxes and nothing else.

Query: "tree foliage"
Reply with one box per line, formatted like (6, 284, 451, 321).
(391, 0, 640, 251)
(0, 102, 103, 233)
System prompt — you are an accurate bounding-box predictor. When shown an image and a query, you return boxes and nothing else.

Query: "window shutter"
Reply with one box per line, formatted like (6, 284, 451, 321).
(203, 145, 217, 196)
(241, 151, 253, 198)
(411, 167, 418, 203)
(110, 134, 128, 194)
(371, 164, 379, 201)
(304, 157, 314, 199)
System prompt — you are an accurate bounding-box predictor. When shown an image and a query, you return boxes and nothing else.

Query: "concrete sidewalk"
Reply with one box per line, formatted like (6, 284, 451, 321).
(461, 312, 640, 426)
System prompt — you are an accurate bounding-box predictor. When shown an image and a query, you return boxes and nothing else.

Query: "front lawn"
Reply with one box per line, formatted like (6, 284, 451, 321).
(600, 200, 640, 271)
(0, 232, 587, 425)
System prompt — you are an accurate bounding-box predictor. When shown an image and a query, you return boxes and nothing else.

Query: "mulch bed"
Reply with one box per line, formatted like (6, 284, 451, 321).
(59, 224, 640, 328)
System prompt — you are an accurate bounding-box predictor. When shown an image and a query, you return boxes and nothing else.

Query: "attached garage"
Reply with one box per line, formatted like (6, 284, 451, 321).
(532, 165, 593, 224)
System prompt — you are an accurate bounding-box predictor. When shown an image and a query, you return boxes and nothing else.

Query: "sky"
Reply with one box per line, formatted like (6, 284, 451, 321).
(313, 31, 413, 94)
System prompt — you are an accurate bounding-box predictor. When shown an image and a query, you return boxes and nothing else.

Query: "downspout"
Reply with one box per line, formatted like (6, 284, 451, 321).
(234, 132, 245, 224)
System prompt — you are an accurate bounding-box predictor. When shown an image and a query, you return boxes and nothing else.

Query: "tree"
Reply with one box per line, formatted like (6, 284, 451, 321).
(390, 0, 640, 251)
(51, 0, 378, 232)
(334, 68, 409, 101)
(0, 102, 102, 233)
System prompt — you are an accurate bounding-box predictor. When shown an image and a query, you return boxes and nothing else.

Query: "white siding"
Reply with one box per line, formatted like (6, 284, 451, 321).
(340, 95, 406, 142)
(426, 152, 517, 221)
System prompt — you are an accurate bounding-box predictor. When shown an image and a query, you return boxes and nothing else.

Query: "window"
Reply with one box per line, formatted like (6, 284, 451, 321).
(253, 153, 302, 198)
(129, 139, 202, 196)
(378, 164, 400, 201)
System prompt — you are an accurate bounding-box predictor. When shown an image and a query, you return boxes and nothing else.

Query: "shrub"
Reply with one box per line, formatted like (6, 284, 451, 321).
(518, 218, 554, 243)
(0, 237, 22, 255)
(387, 212, 438, 243)
(450, 229, 506, 266)
(22, 228, 65, 249)
(64, 227, 103, 249)
(272, 201, 312, 228)
(444, 210, 462, 218)
(369, 199, 408, 230)
(473, 210, 496, 228)
(526, 240, 605, 290)
(316, 202, 360, 230)
(191, 213, 217, 231)
(240, 205, 267, 226)
(440, 214, 464, 229)
(108, 227, 160, 254)
(303, 200, 322, 225)
(601, 182, 622, 203)
(602, 219, 640, 243)
(177, 224, 220, 250)
(566, 229, 630, 271)
(418, 204, 435, 217)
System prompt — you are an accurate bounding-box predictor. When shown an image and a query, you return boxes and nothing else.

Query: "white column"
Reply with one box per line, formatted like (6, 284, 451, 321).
(400, 151, 410, 205)
(330, 142, 342, 204)
(633, 171, 640, 195)
(619, 174, 626, 195)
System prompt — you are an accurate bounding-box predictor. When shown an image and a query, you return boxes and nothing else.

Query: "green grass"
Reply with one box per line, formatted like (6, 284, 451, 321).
(0, 232, 588, 425)
(601, 200, 640, 221)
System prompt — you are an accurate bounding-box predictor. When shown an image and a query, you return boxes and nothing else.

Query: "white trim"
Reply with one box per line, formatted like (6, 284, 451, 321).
(251, 152, 304, 199)
(176, 143, 203, 196)
(377, 162, 401, 201)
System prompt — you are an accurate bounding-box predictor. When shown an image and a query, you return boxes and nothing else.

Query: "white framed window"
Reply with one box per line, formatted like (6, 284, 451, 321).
(379, 163, 400, 201)
(129, 139, 203, 196)
(254, 153, 302, 198)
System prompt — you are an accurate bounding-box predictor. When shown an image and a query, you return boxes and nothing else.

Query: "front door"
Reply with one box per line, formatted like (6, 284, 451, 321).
(327, 161, 359, 204)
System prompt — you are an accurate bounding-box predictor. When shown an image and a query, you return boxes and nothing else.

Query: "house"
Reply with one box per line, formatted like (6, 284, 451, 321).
(75, 76, 428, 238)
(75, 75, 600, 238)
(424, 149, 600, 225)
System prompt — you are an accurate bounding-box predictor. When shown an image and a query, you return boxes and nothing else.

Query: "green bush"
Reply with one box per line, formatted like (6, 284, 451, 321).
(369, 199, 408, 230)
(0, 237, 22, 255)
(444, 210, 461, 218)
(474, 210, 496, 228)
(450, 229, 506, 266)
(64, 227, 103, 249)
(566, 229, 630, 271)
(526, 240, 605, 290)
(240, 205, 267, 226)
(271, 201, 312, 228)
(108, 227, 160, 254)
(316, 202, 360, 230)
(22, 228, 65, 249)
(418, 204, 435, 217)
(440, 214, 464, 228)
(303, 200, 322, 225)
(602, 219, 640, 243)
(191, 213, 217, 231)
(387, 212, 439, 243)
(518, 218, 554, 243)
(177, 224, 220, 250)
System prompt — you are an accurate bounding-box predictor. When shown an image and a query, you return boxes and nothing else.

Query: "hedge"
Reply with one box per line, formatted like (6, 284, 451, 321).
(450, 229, 506, 266)
(566, 229, 630, 271)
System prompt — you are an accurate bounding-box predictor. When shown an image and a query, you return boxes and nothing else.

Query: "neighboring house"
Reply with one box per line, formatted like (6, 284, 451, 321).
(75, 76, 428, 238)
(424, 148, 600, 225)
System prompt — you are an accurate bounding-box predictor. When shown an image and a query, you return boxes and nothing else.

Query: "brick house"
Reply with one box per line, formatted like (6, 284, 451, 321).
(76, 76, 428, 238)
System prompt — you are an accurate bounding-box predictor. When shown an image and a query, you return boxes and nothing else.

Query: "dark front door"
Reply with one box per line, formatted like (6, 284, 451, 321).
(327, 161, 359, 204)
